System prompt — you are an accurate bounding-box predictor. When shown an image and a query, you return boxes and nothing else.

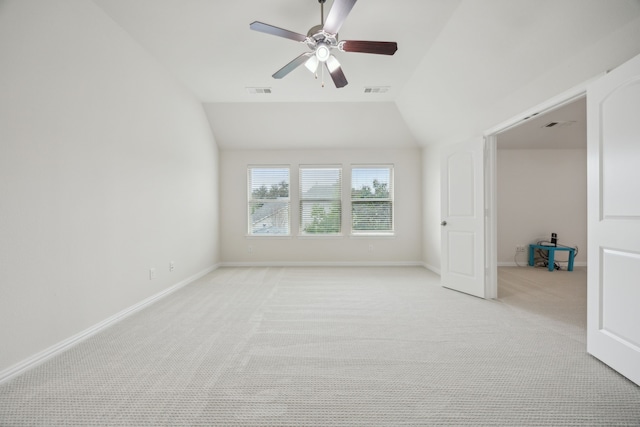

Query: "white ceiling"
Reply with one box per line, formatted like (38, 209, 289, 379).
(92, 0, 640, 149)
(497, 97, 586, 150)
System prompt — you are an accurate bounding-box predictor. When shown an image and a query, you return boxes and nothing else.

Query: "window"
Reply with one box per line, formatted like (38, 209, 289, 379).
(299, 166, 342, 234)
(247, 167, 290, 235)
(351, 166, 393, 234)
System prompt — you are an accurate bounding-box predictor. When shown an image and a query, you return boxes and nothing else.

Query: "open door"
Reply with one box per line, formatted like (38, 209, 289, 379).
(440, 137, 486, 298)
(587, 53, 640, 386)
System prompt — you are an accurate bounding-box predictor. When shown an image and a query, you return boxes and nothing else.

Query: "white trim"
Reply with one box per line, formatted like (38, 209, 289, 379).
(245, 235, 292, 239)
(349, 233, 396, 239)
(0, 264, 219, 385)
(498, 262, 521, 267)
(483, 77, 598, 137)
(497, 261, 587, 268)
(423, 263, 441, 275)
(485, 136, 498, 299)
(483, 76, 596, 296)
(296, 234, 345, 239)
(220, 261, 423, 268)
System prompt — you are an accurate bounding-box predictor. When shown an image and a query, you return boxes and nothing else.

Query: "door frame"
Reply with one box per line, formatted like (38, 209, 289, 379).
(482, 77, 603, 297)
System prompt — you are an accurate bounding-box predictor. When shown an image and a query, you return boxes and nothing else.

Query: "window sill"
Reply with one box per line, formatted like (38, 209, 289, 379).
(245, 235, 292, 239)
(297, 234, 345, 239)
(349, 233, 396, 239)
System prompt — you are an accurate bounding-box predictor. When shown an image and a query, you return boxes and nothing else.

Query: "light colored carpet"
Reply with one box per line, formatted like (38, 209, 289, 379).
(0, 266, 639, 426)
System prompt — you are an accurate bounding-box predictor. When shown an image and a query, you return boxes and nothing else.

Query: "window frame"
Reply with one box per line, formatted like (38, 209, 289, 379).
(299, 165, 343, 236)
(350, 165, 395, 236)
(247, 165, 291, 237)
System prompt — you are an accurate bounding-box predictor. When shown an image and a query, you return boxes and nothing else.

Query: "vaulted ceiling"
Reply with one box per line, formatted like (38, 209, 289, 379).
(93, 0, 640, 149)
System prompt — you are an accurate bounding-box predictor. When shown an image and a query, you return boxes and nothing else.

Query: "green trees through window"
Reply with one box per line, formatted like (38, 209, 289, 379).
(250, 181, 289, 202)
(351, 167, 393, 233)
(304, 203, 341, 233)
(351, 178, 389, 199)
(300, 167, 342, 234)
(248, 165, 393, 236)
(248, 168, 290, 235)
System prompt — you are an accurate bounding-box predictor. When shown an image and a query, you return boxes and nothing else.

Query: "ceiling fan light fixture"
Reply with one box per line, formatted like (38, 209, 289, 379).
(305, 55, 319, 73)
(315, 43, 331, 62)
(249, 0, 398, 88)
(326, 55, 340, 73)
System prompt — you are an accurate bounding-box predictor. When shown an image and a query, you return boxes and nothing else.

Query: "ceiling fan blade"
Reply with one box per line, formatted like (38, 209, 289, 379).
(341, 40, 398, 55)
(272, 53, 313, 79)
(250, 21, 307, 42)
(323, 0, 357, 35)
(325, 55, 348, 88)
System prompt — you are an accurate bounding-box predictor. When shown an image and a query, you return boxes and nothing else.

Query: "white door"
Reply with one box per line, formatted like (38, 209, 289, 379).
(587, 53, 640, 386)
(440, 137, 486, 298)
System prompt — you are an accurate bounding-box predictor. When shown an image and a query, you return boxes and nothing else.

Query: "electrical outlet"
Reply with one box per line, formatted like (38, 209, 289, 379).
(169, 262, 175, 272)
(516, 245, 526, 253)
(149, 268, 156, 280)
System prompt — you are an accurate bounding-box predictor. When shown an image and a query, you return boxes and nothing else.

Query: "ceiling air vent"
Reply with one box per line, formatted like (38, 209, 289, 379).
(364, 86, 390, 94)
(542, 120, 576, 129)
(246, 87, 272, 94)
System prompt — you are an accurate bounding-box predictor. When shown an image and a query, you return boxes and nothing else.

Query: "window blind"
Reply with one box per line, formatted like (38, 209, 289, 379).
(247, 167, 290, 235)
(351, 166, 393, 233)
(299, 166, 342, 234)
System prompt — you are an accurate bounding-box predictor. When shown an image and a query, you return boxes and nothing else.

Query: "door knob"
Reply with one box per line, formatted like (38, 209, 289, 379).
(441, 221, 447, 226)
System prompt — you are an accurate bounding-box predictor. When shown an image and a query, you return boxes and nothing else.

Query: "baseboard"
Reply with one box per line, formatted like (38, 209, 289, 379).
(0, 263, 219, 385)
(220, 261, 424, 268)
(423, 263, 441, 275)
(498, 261, 587, 267)
(498, 261, 524, 267)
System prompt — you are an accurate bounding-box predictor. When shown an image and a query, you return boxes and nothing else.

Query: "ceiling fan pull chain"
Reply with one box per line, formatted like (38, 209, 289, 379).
(249, 0, 397, 88)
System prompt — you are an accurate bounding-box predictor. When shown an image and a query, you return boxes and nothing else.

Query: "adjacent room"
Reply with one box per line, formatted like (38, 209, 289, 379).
(495, 97, 588, 345)
(497, 97, 587, 272)
(1, 0, 640, 425)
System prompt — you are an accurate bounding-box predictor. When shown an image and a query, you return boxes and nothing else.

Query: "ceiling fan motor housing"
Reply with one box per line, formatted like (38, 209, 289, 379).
(315, 42, 331, 62)
(249, 0, 398, 88)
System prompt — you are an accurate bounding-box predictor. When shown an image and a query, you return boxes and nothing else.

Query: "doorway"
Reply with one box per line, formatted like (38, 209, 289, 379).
(496, 97, 587, 270)
(484, 87, 589, 300)
(487, 97, 588, 321)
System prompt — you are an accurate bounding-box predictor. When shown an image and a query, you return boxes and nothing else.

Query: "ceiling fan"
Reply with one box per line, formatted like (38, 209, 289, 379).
(249, 0, 398, 88)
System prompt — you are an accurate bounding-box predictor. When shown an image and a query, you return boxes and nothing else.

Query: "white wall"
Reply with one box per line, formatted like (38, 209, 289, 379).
(497, 149, 587, 266)
(220, 149, 422, 265)
(397, 2, 640, 146)
(0, 0, 219, 374)
(422, 145, 442, 273)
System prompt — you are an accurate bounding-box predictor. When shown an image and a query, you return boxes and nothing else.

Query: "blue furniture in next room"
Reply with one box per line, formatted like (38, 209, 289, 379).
(528, 244, 575, 271)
